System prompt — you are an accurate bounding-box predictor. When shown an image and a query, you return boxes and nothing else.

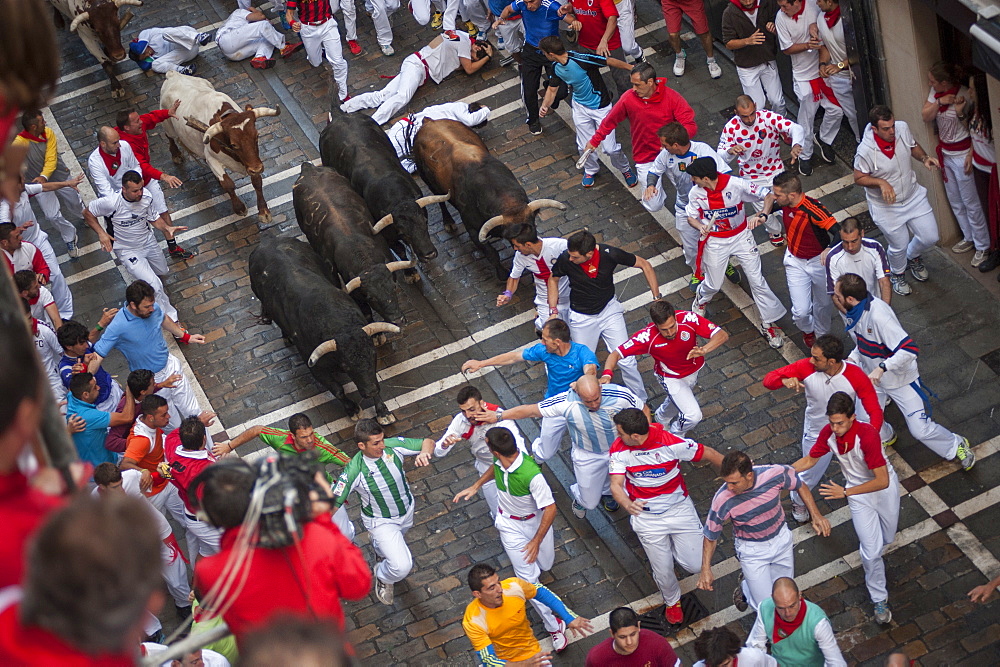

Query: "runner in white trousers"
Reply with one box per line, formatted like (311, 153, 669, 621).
(548, 231, 655, 403)
(684, 157, 788, 348)
(816, 0, 860, 141)
(216, 7, 300, 65)
(453, 427, 568, 650)
(834, 273, 976, 470)
(286, 0, 350, 100)
(611, 408, 723, 623)
(130, 26, 208, 75)
(434, 385, 527, 517)
(793, 392, 900, 625)
(496, 223, 570, 328)
(612, 0, 642, 61)
(854, 108, 941, 291)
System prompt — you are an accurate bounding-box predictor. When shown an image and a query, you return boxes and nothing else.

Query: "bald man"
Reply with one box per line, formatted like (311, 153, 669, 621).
(748, 577, 846, 666)
(475, 375, 647, 518)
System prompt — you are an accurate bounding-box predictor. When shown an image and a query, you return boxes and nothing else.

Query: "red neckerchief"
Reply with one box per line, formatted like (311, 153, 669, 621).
(823, 5, 840, 28)
(934, 86, 960, 112)
(16, 130, 46, 143)
(99, 146, 121, 175)
(30, 317, 39, 336)
(873, 131, 895, 159)
(808, 78, 840, 106)
(731, 0, 757, 12)
(773, 599, 808, 643)
(790, 2, 806, 20)
(640, 79, 667, 105)
(460, 402, 500, 439)
(707, 172, 732, 195)
(833, 420, 860, 455)
(579, 249, 601, 278)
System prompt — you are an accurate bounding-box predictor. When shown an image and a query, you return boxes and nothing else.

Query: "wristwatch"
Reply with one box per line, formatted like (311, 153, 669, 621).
(878, 362, 887, 371)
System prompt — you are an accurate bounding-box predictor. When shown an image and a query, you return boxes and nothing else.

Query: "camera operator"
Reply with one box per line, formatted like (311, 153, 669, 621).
(191, 456, 371, 645)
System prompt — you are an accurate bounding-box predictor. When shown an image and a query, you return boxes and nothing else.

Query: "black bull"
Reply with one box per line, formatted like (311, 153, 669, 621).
(249, 239, 399, 425)
(412, 119, 566, 279)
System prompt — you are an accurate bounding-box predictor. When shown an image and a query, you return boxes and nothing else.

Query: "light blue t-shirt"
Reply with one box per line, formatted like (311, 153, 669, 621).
(553, 58, 603, 110)
(94, 303, 168, 372)
(522, 341, 600, 398)
(66, 394, 115, 467)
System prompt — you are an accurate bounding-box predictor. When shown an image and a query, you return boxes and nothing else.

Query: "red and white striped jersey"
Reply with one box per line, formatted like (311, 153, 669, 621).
(685, 173, 768, 237)
(717, 110, 805, 181)
(609, 424, 704, 513)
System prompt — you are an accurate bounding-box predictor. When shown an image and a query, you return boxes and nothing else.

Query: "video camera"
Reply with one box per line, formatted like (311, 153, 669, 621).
(253, 449, 326, 549)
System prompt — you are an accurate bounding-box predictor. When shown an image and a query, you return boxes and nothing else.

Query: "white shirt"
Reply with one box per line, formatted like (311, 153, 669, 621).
(718, 110, 806, 181)
(418, 33, 472, 84)
(86, 189, 160, 251)
(824, 238, 890, 298)
(28, 286, 56, 324)
(495, 451, 555, 516)
(748, 606, 847, 667)
(0, 184, 50, 248)
(216, 8, 252, 38)
(2, 241, 45, 273)
(141, 643, 231, 667)
(845, 297, 920, 389)
(685, 174, 768, 234)
(509, 237, 570, 307)
(87, 141, 142, 198)
(971, 123, 996, 172)
(434, 410, 526, 472)
(927, 85, 971, 151)
(33, 320, 64, 402)
(537, 384, 642, 454)
(775, 2, 820, 81)
(694, 647, 777, 667)
(815, 9, 847, 69)
(650, 141, 731, 208)
(854, 121, 920, 206)
(386, 102, 492, 171)
(92, 470, 173, 540)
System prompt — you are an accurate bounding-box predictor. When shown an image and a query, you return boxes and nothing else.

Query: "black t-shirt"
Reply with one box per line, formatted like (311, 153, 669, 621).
(552, 243, 636, 315)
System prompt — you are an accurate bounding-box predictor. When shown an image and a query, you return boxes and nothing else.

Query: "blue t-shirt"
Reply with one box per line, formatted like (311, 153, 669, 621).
(94, 303, 169, 373)
(511, 0, 563, 48)
(66, 394, 115, 467)
(59, 344, 114, 405)
(489, 0, 511, 18)
(553, 57, 603, 110)
(522, 341, 600, 398)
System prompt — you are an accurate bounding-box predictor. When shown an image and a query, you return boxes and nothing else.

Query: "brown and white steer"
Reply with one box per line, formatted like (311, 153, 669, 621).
(50, 0, 143, 99)
(159, 71, 280, 223)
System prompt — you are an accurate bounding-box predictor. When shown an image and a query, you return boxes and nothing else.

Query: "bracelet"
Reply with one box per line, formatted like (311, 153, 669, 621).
(95, 324, 104, 332)
(501, 290, 513, 298)
(549, 307, 559, 315)
(180, 332, 191, 344)
(602, 369, 614, 377)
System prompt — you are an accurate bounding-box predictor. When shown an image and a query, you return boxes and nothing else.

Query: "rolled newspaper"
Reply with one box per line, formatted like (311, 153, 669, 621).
(575, 147, 596, 171)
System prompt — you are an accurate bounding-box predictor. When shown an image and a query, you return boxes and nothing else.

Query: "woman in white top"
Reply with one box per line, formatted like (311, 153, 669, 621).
(965, 74, 1000, 274)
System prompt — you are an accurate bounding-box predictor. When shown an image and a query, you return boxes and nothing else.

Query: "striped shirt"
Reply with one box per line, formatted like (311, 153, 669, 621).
(824, 238, 890, 297)
(286, 0, 333, 24)
(685, 173, 768, 238)
(780, 195, 839, 260)
(332, 437, 423, 519)
(704, 465, 801, 542)
(257, 427, 351, 483)
(537, 384, 642, 453)
(609, 424, 704, 513)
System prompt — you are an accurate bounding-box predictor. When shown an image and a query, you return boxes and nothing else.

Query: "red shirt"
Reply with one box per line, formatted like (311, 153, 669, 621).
(0, 471, 63, 589)
(0, 601, 132, 666)
(584, 629, 680, 666)
(591, 79, 698, 163)
(616, 312, 720, 378)
(193, 512, 372, 643)
(116, 109, 171, 181)
(571, 0, 621, 51)
(163, 428, 217, 514)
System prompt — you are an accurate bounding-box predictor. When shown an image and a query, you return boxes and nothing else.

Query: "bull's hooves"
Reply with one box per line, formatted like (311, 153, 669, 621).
(377, 414, 397, 426)
(443, 223, 457, 233)
(373, 333, 388, 347)
(111, 88, 126, 99)
(257, 212, 273, 224)
(234, 204, 249, 216)
(172, 156, 184, 165)
(403, 270, 421, 284)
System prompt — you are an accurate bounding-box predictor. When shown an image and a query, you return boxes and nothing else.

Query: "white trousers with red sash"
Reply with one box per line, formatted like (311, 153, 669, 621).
(341, 55, 427, 125)
(694, 226, 787, 324)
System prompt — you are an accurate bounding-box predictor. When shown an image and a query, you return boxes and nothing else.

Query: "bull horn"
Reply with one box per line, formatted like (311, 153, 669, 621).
(69, 11, 90, 31)
(114, 0, 143, 7)
(385, 260, 416, 272)
(478, 213, 508, 243)
(526, 199, 567, 212)
(372, 214, 394, 234)
(252, 106, 281, 119)
(362, 323, 401, 337)
(307, 340, 337, 367)
(202, 122, 225, 145)
(344, 276, 362, 294)
(415, 193, 450, 208)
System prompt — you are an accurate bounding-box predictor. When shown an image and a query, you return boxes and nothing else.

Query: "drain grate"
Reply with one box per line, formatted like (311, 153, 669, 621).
(637, 592, 710, 636)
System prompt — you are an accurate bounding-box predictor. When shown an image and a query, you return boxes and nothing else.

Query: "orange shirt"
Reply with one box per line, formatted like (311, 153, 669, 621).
(124, 420, 167, 496)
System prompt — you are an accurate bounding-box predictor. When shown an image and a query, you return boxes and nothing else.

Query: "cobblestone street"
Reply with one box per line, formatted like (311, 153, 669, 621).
(41, 0, 1000, 663)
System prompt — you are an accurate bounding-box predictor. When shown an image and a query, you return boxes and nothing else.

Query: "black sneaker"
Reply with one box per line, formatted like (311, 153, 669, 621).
(814, 134, 836, 163)
(528, 121, 542, 136)
(733, 573, 749, 611)
(196, 32, 213, 46)
(798, 158, 813, 176)
(978, 250, 1000, 272)
(725, 263, 742, 284)
(600, 495, 619, 512)
(169, 245, 195, 260)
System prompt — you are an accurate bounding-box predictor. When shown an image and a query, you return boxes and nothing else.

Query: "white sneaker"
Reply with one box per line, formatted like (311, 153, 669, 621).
(571, 500, 586, 519)
(707, 59, 722, 79)
(972, 249, 988, 267)
(691, 299, 706, 317)
(952, 239, 974, 253)
(763, 323, 784, 349)
(549, 619, 568, 653)
(66, 234, 81, 259)
(380, 43, 394, 56)
(375, 577, 394, 605)
(791, 502, 810, 523)
(673, 52, 687, 76)
(890, 273, 912, 296)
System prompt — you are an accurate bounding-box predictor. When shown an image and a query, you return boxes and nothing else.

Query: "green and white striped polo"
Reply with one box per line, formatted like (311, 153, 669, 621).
(333, 437, 423, 519)
(494, 451, 555, 517)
